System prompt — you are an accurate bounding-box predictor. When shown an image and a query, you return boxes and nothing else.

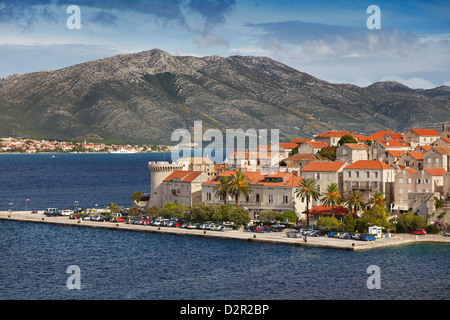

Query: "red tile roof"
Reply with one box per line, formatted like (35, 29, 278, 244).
(279, 142, 299, 149)
(304, 205, 349, 215)
(345, 160, 393, 170)
(290, 138, 313, 144)
(315, 131, 353, 138)
(378, 139, 409, 147)
(366, 130, 397, 141)
(307, 141, 328, 148)
(423, 168, 447, 176)
(342, 143, 368, 149)
(387, 150, 406, 158)
(411, 129, 440, 136)
(203, 170, 302, 187)
(301, 161, 347, 172)
(163, 170, 204, 182)
(406, 151, 424, 160)
(431, 146, 450, 155)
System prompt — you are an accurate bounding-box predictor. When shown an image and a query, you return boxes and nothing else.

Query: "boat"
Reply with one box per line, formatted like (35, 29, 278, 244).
(108, 147, 136, 154)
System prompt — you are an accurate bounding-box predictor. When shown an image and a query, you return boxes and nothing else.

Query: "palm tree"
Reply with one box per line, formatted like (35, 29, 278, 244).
(320, 183, 343, 218)
(213, 175, 233, 204)
(345, 190, 365, 220)
(369, 191, 387, 209)
(295, 178, 320, 226)
(229, 171, 250, 207)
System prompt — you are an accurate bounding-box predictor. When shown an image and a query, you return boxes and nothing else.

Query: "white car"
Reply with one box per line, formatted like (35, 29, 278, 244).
(61, 209, 74, 216)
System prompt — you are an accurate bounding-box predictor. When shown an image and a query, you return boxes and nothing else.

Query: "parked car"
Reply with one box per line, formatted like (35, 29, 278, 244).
(286, 230, 302, 238)
(413, 229, 427, 235)
(444, 232, 450, 237)
(61, 209, 73, 216)
(44, 208, 61, 216)
(360, 235, 376, 241)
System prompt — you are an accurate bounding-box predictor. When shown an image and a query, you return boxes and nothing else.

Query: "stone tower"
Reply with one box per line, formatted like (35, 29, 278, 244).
(147, 161, 183, 208)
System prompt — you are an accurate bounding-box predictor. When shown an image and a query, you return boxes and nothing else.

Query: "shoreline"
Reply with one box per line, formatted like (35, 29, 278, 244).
(1, 211, 449, 251)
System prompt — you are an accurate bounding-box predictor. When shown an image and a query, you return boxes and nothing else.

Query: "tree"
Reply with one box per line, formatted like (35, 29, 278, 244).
(161, 202, 185, 219)
(276, 210, 297, 225)
(342, 214, 356, 232)
(320, 183, 343, 218)
(368, 191, 387, 209)
(317, 217, 341, 231)
(145, 206, 160, 217)
(229, 171, 250, 207)
(213, 175, 233, 204)
(212, 204, 234, 223)
(131, 191, 144, 203)
(295, 178, 320, 226)
(108, 202, 121, 214)
(319, 146, 336, 161)
(190, 202, 215, 222)
(396, 211, 427, 233)
(228, 206, 250, 227)
(345, 190, 365, 220)
(259, 209, 278, 222)
(362, 205, 389, 227)
(337, 134, 358, 146)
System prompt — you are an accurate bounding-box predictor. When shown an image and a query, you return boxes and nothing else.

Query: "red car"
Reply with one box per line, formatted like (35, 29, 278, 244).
(413, 229, 427, 235)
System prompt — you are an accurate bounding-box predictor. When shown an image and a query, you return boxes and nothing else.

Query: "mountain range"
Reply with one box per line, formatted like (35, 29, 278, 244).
(0, 48, 448, 144)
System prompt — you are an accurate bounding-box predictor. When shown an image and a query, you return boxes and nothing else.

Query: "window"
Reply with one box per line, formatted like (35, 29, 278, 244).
(268, 195, 273, 203)
(283, 195, 289, 203)
(328, 173, 332, 181)
(256, 193, 260, 202)
(427, 158, 431, 163)
(399, 178, 403, 183)
(366, 171, 370, 178)
(356, 171, 360, 178)
(374, 172, 378, 178)
(424, 179, 429, 184)
(206, 192, 211, 200)
(435, 158, 439, 164)
(407, 178, 411, 184)
(399, 189, 403, 195)
(348, 172, 351, 178)
(316, 173, 321, 179)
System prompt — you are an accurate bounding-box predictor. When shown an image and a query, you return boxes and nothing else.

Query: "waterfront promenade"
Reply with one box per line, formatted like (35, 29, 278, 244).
(1, 211, 449, 251)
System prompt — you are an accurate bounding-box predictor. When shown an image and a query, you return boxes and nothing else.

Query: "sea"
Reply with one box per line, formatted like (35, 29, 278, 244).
(0, 153, 449, 302)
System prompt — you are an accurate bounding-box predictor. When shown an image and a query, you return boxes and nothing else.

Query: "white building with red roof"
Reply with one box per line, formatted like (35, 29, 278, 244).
(393, 167, 447, 211)
(342, 160, 395, 201)
(403, 129, 441, 149)
(336, 143, 369, 164)
(202, 170, 306, 220)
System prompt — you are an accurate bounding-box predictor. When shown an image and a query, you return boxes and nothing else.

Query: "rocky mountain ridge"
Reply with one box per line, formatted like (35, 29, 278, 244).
(0, 49, 448, 144)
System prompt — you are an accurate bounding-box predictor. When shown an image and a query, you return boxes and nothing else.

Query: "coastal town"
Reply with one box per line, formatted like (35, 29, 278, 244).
(134, 125, 450, 235)
(0, 137, 172, 153)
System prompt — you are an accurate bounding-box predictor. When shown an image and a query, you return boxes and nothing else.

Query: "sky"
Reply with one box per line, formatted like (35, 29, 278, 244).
(0, 0, 449, 89)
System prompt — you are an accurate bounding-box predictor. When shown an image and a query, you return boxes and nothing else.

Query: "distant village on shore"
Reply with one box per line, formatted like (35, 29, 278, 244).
(0, 137, 172, 153)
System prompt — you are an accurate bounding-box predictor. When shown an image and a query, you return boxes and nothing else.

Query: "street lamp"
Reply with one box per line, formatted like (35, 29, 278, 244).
(74, 201, 79, 214)
(9, 202, 13, 214)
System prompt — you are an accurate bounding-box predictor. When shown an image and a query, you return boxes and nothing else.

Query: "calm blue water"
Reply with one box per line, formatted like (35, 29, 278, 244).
(0, 153, 171, 211)
(0, 220, 448, 300)
(0, 154, 448, 301)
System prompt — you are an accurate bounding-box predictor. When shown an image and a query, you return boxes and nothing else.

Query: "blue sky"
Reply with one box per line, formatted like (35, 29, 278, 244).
(1, 0, 449, 88)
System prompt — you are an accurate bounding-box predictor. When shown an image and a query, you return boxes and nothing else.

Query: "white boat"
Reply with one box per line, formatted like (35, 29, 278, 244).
(109, 147, 136, 154)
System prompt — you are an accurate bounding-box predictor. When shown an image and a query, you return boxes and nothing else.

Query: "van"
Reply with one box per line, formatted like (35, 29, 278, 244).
(61, 209, 73, 216)
(44, 208, 61, 216)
